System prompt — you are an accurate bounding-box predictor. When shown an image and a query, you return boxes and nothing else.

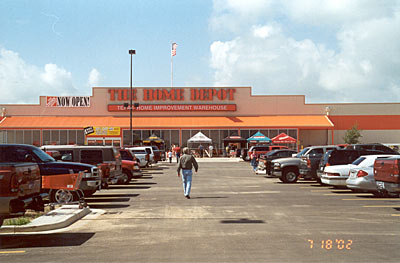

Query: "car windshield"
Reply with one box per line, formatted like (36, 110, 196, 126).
(266, 150, 279, 156)
(296, 147, 310, 158)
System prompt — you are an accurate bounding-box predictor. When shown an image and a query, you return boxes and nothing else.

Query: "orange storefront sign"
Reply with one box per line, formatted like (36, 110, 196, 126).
(108, 88, 236, 102)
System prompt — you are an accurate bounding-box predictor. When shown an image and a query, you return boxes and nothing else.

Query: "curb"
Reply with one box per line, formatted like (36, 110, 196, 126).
(0, 205, 91, 234)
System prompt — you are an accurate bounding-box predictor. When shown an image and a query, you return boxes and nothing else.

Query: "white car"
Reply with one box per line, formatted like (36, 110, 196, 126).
(321, 155, 397, 187)
(346, 155, 399, 194)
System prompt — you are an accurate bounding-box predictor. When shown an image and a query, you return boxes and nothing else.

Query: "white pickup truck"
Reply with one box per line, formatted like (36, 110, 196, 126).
(126, 147, 150, 168)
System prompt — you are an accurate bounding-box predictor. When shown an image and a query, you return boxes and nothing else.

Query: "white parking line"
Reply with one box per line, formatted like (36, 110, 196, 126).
(324, 193, 373, 196)
(363, 205, 400, 208)
(342, 198, 398, 201)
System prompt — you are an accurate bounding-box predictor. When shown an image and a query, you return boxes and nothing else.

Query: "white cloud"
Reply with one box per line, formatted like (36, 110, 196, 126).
(0, 47, 99, 104)
(88, 68, 102, 87)
(209, 1, 400, 102)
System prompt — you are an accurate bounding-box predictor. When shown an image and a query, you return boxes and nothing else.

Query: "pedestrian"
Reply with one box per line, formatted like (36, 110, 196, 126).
(209, 144, 214, 158)
(175, 145, 181, 163)
(177, 147, 198, 199)
(225, 145, 230, 157)
(250, 150, 258, 172)
(199, 144, 204, 158)
(168, 149, 173, 163)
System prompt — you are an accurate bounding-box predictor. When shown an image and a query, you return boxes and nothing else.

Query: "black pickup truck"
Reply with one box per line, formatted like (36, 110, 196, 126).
(0, 144, 101, 203)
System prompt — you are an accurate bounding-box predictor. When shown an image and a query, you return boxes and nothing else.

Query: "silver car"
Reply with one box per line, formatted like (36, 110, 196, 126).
(346, 155, 398, 197)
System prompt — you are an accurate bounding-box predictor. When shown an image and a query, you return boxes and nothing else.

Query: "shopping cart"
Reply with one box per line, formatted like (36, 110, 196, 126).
(42, 171, 87, 209)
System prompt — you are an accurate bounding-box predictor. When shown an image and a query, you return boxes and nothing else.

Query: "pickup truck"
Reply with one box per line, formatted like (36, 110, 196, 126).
(374, 157, 400, 195)
(1, 144, 101, 202)
(272, 146, 340, 183)
(0, 162, 47, 227)
(126, 147, 150, 168)
(119, 149, 143, 184)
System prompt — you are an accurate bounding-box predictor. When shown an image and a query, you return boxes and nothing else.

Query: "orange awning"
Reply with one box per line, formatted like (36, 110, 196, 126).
(0, 115, 333, 129)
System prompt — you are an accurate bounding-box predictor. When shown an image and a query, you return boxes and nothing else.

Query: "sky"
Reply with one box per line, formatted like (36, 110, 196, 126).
(1, 0, 400, 104)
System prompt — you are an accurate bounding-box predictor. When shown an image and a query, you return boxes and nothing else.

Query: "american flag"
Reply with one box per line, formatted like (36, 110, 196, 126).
(171, 43, 177, 56)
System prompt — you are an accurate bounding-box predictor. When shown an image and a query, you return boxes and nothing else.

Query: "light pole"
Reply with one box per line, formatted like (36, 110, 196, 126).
(129, 49, 135, 146)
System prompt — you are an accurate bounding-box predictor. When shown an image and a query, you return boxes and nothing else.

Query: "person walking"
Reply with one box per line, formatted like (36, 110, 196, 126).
(175, 145, 181, 163)
(250, 150, 258, 172)
(198, 144, 204, 158)
(177, 147, 198, 199)
(209, 144, 214, 158)
(168, 149, 173, 163)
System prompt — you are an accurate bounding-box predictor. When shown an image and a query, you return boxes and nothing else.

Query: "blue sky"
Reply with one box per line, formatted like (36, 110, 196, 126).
(1, 0, 400, 103)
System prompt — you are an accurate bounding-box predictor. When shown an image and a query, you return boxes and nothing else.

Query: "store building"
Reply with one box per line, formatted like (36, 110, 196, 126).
(1, 86, 400, 150)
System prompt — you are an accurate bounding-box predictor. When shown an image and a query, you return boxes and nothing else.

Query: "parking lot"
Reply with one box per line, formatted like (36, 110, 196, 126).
(1, 160, 399, 262)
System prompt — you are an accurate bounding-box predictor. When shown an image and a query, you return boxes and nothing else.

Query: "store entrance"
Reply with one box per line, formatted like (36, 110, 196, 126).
(87, 137, 121, 147)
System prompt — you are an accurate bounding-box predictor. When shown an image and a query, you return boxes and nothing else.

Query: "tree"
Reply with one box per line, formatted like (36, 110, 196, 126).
(343, 124, 362, 144)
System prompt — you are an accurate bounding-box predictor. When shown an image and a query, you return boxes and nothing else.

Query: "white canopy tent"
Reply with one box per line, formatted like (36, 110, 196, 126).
(187, 132, 212, 144)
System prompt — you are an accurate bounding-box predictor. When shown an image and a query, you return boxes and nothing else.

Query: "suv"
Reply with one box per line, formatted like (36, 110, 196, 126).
(346, 143, 398, 154)
(248, 145, 288, 158)
(272, 145, 340, 183)
(41, 145, 123, 189)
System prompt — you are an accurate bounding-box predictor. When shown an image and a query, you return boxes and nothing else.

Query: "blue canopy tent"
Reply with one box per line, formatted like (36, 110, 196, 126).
(247, 131, 271, 144)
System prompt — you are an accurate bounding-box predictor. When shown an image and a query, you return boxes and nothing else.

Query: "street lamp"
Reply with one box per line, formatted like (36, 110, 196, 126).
(129, 49, 136, 146)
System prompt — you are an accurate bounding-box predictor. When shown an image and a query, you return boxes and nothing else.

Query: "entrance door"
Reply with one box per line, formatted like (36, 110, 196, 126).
(87, 137, 121, 147)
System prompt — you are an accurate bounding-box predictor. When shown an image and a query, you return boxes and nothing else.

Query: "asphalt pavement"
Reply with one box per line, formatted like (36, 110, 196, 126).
(1, 158, 399, 262)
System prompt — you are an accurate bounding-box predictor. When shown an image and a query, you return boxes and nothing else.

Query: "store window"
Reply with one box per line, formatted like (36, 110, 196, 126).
(23, 130, 32, 145)
(171, 130, 179, 146)
(16, 130, 23, 144)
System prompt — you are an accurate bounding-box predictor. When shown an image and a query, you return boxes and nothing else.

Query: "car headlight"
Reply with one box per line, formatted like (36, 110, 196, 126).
(84, 172, 92, 178)
(273, 162, 281, 168)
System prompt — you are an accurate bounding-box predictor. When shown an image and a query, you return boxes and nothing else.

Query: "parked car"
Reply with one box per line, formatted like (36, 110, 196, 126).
(298, 145, 342, 181)
(321, 155, 397, 187)
(2, 144, 100, 203)
(273, 145, 340, 183)
(346, 156, 399, 197)
(258, 149, 297, 175)
(41, 145, 122, 190)
(126, 147, 150, 168)
(151, 146, 162, 162)
(317, 149, 389, 181)
(374, 156, 400, 196)
(0, 160, 47, 227)
(119, 149, 143, 183)
(248, 145, 288, 158)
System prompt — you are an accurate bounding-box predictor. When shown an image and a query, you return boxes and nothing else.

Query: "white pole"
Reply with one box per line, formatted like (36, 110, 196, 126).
(171, 51, 173, 87)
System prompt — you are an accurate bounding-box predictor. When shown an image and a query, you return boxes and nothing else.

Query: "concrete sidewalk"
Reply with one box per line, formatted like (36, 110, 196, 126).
(0, 205, 91, 234)
(165, 157, 242, 163)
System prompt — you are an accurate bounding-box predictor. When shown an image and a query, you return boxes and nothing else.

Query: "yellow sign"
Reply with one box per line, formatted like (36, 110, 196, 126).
(86, 127, 120, 136)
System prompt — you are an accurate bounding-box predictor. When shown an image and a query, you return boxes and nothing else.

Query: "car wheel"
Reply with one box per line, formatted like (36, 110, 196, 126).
(50, 189, 76, 204)
(120, 171, 132, 185)
(281, 168, 299, 183)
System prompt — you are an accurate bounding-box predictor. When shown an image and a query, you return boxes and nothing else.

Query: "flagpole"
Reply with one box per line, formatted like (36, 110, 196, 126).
(171, 45, 173, 88)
